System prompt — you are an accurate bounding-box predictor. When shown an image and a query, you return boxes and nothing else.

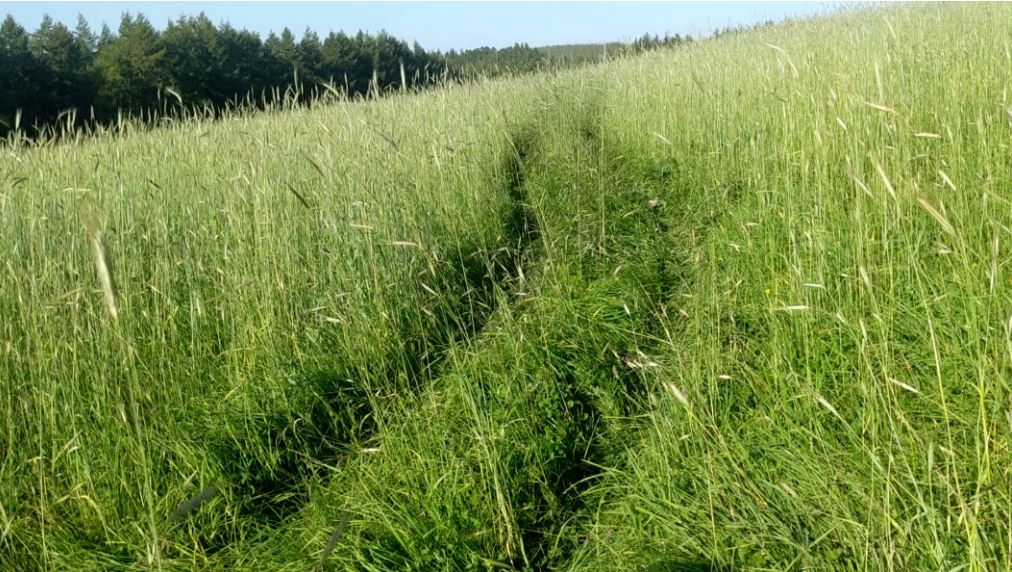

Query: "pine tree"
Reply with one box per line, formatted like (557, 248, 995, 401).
(94, 13, 166, 115)
(0, 15, 40, 130)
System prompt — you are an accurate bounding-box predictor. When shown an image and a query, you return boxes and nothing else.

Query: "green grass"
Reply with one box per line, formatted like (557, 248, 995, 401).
(3, 3, 1012, 570)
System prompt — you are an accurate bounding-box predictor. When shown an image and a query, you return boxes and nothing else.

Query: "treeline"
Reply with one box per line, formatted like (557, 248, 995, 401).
(711, 19, 782, 40)
(445, 34, 691, 77)
(544, 33, 694, 60)
(0, 12, 685, 138)
(0, 12, 445, 136)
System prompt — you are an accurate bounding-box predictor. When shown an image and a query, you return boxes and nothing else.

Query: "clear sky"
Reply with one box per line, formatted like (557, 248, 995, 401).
(3, 2, 849, 52)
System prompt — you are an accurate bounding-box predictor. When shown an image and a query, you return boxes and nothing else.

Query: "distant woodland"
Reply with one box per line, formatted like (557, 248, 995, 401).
(0, 12, 690, 137)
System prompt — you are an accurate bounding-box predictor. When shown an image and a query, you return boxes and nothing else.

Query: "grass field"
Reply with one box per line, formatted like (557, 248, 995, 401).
(3, 3, 1012, 570)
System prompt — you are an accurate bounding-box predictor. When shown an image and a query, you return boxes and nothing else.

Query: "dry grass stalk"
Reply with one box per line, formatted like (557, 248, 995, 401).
(82, 203, 118, 320)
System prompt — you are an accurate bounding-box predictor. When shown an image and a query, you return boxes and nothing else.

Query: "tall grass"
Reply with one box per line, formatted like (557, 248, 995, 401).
(570, 4, 1012, 570)
(0, 72, 545, 569)
(3, 4, 1010, 571)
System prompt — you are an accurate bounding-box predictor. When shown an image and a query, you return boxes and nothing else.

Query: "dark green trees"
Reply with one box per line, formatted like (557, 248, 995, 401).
(0, 10, 688, 138)
(162, 13, 218, 106)
(93, 13, 166, 114)
(0, 15, 37, 129)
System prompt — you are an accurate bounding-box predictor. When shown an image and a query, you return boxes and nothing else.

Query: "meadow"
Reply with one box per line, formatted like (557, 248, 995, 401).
(2, 3, 1012, 570)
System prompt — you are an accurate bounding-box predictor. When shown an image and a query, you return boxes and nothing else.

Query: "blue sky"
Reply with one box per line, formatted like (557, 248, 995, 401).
(3, 2, 848, 51)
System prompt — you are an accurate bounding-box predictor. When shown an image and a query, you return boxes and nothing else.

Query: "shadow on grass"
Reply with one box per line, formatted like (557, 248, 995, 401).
(174, 126, 547, 560)
(644, 561, 732, 572)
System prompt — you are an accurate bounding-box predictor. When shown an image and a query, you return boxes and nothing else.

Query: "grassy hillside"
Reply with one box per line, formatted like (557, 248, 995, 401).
(3, 4, 1012, 570)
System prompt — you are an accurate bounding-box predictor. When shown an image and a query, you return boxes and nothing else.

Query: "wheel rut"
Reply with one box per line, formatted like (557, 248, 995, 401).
(170, 87, 701, 572)
(164, 120, 544, 559)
